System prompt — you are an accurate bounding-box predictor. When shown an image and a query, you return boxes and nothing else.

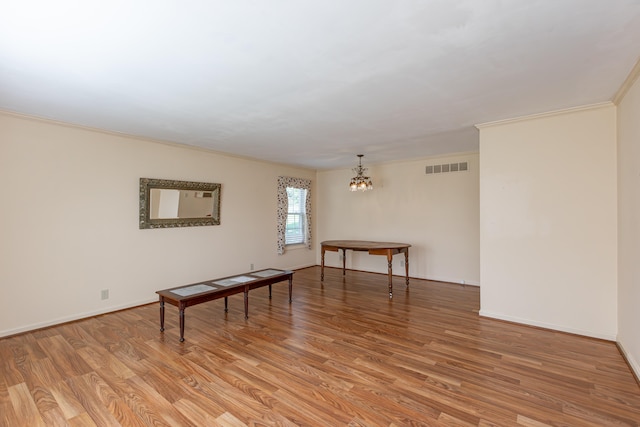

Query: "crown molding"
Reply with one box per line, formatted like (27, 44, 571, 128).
(0, 109, 316, 172)
(475, 102, 614, 130)
(612, 56, 640, 105)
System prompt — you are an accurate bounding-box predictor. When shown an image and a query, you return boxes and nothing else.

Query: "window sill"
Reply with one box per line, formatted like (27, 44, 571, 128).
(285, 243, 307, 250)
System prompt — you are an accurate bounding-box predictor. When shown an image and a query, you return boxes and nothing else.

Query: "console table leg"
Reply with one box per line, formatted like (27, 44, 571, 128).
(179, 303, 185, 342)
(387, 255, 393, 299)
(224, 296, 228, 312)
(288, 276, 293, 303)
(342, 249, 346, 275)
(244, 289, 249, 319)
(405, 249, 410, 288)
(269, 284, 272, 299)
(321, 248, 325, 281)
(159, 297, 165, 332)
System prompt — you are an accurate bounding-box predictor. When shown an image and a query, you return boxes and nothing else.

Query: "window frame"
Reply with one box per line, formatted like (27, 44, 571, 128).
(277, 176, 312, 255)
(285, 186, 307, 246)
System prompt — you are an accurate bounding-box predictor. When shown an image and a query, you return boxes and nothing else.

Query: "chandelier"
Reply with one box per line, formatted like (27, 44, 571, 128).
(349, 154, 373, 192)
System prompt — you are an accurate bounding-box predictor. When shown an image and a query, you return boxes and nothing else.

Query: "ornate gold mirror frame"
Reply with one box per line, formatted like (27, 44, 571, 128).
(139, 178, 221, 229)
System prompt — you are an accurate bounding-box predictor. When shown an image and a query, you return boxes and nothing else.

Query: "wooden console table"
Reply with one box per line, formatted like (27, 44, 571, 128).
(156, 269, 293, 342)
(320, 240, 411, 298)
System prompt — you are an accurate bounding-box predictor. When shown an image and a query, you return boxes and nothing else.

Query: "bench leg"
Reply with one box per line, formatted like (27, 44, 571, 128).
(159, 297, 165, 332)
(289, 276, 293, 303)
(179, 303, 185, 342)
(244, 289, 249, 319)
(224, 296, 228, 312)
(269, 284, 272, 299)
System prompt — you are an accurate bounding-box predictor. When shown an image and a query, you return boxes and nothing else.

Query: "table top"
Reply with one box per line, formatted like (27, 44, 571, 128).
(321, 240, 411, 250)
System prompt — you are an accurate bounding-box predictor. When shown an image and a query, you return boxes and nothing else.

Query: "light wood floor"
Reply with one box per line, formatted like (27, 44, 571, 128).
(1, 266, 639, 426)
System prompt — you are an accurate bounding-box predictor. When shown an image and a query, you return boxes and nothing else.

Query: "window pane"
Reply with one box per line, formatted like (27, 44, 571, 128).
(285, 187, 306, 245)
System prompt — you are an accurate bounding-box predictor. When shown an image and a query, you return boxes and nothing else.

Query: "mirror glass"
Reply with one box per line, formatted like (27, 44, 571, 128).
(139, 178, 221, 229)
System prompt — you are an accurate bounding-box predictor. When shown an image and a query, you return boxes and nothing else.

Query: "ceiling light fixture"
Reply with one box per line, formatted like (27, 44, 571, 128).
(349, 154, 373, 192)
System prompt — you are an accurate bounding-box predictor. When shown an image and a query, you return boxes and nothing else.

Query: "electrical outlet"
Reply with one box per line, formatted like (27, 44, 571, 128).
(101, 289, 109, 300)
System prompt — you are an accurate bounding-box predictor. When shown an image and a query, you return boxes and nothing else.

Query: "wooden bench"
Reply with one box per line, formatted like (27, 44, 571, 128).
(156, 269, 293, 342)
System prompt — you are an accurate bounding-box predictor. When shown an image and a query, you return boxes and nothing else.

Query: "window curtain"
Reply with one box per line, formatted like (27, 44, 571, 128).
(277, 176, 312, 255)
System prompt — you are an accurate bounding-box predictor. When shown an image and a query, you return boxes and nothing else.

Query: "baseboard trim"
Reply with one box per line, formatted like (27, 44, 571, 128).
(287, 263, 317, 271)
(316, 264, 479, 286)
(616, 340, 640, 387)
(479, 310, 616, 341)
(1, 266, 317, 339)
(0, 298, 157, 339)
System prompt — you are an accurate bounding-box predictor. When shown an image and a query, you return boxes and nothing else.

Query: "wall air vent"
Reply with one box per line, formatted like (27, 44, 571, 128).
(425, 162, 469, 174)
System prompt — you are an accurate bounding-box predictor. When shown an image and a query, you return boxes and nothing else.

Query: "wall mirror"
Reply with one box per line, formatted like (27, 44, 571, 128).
(139, 178, 221, 229)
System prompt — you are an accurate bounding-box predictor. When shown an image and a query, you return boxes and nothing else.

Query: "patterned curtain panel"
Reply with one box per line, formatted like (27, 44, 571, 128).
(277, 176, 312, 255)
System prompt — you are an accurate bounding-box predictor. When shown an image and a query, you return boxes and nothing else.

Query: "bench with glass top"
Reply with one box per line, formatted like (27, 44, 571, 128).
(156, 268, 293, 342)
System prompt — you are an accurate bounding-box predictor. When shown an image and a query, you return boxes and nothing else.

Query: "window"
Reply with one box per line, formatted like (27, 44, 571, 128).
(285, 187, 307, 245)
(277, 176, 311, 254)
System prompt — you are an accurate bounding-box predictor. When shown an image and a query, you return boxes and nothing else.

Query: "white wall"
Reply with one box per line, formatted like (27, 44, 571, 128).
(617, 72, 640, 377)
(478, 104, 618, 340)
(316, 153, 480, 285)
(0, 112, 316, 337)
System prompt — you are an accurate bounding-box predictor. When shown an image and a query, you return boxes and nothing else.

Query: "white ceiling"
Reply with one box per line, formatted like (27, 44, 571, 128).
(1, 1, 639, 170)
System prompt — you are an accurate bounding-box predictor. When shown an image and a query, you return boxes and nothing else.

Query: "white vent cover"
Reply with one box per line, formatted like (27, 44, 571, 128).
(426, 162, 468, 174)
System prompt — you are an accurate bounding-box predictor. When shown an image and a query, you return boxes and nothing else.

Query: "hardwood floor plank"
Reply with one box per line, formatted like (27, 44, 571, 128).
(1, 266, 639, 426)
(67, 412, 98, 427)
(193, 373, 274, 424)
(271, 387, 355, 426)
(515, 414, 552, 427)
(120, 374, 195, 426)
(0, 381, 18, 427)
(173, 397, 220, 426)
(0, 339, 26, 387)
(58, 322, 97, 351)
(76, 344, 136, 381)
(23, 361, 61, 415)
(37, 335, 93, 379)
(39, 405, 70, 427)
(84, 371, 149, 427)
(8, 382, 46, 427)
(65, 373, 123, 426)
(214, 411, 249, 426)
(48, 380, 86, 421)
